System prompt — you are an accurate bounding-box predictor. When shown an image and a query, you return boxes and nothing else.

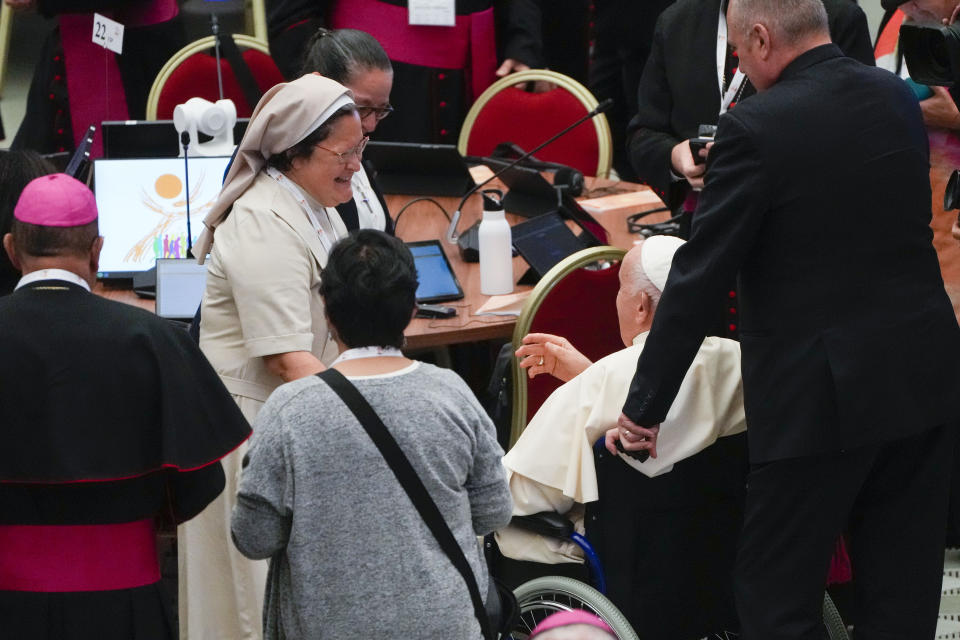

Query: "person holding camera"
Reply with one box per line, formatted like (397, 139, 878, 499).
(877, 0, 960, 245)
(626, 0, 873, 213)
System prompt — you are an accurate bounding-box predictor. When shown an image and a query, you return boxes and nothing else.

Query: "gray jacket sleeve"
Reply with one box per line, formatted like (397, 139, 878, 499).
(445, 371, 514, 535)
(231, 396, 294, 560)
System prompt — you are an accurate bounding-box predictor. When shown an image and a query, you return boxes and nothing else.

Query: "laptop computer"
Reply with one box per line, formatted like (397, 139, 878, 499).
(365, 141, 474, 197)
(155, 258, 208, 321)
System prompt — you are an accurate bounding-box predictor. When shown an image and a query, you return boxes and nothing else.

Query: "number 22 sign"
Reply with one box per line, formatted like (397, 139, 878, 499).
(92, 13, 124, 55)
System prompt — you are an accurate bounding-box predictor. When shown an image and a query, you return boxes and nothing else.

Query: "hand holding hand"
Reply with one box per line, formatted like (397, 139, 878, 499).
(615, 413, 660, 459)
(670, 140, 707, 190)
(515, 333, 592, 382)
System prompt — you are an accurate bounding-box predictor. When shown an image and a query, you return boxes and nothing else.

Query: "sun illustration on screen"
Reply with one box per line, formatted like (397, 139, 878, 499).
(124, 171, 218, 263)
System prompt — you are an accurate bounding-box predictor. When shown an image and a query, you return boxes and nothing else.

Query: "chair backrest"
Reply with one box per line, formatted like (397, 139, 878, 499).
(458, 70, 613, 179)
(509, 246, 626, 446)
(146, 34, 284, 120)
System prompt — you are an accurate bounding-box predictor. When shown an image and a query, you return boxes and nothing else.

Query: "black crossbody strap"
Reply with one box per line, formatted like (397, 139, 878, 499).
(219, 33, 263, 113)
(316, 369, 493, 640)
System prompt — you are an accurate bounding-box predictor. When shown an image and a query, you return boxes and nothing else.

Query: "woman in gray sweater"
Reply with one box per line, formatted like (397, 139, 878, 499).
(231, 230, 512, 639)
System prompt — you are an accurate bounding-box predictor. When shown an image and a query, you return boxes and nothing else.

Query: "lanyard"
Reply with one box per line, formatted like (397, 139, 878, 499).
(717, 3, 746, 115)
(332, 346, 405, 366)
(266, 167, 340, 253)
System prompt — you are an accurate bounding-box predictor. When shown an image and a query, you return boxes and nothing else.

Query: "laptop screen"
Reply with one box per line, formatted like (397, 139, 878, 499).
(155, 259, 208, 320)
(93, 156, 230, 278)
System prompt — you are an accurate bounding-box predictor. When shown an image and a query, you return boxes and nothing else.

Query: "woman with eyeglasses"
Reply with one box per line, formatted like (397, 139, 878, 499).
(301, 28, 395, 235)
(179, 73, 367, 640)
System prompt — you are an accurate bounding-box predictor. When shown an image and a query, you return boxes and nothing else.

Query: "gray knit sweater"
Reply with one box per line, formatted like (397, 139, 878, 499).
(231, 362, 512, 639)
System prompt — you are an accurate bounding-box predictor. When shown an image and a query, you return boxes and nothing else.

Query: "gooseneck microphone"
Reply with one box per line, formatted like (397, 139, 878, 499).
(181, 131, 194, 259)
(444, 98, 614, 244)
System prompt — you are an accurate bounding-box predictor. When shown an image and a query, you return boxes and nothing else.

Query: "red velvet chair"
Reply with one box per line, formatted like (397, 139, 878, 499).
(145, 34, 284, 120)
(510, 246, 626, 446)
(458, 70, 613, 179)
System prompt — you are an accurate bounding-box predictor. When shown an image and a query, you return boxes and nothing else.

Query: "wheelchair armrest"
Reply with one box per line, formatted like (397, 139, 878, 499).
(510, 511, 574, 540)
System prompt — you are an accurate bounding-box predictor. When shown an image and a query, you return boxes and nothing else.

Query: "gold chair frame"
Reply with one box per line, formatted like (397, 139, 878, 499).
(145, 33, 271, 120)
(509, 245, 626, 446)
(0, 3, 12, 98)
(458, 69, 613, 179)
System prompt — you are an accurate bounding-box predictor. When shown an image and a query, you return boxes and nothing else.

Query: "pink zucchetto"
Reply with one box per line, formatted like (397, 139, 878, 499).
(13, 174, 98, 227)
(529, 610, 616, 638)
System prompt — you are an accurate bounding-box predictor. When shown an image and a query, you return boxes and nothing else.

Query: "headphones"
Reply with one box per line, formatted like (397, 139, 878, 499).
(627, 207, 689, 238)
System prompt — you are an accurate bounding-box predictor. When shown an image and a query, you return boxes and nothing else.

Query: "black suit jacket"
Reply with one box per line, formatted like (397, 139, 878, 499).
(627, 0, 875, 209)
(622, 45, 960, 462)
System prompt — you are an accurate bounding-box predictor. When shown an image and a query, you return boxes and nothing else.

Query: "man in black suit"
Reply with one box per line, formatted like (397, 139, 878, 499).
(616, 0, 960, 637)
(627, 0, 874, 211)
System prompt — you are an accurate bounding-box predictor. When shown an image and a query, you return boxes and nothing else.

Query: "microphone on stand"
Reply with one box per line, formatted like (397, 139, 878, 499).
(181, 131, 194, 259)
(445, 98, 613, 261)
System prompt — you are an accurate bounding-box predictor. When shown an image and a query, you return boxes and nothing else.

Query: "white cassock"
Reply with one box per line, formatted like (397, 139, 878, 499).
(498, 331, 746, 563)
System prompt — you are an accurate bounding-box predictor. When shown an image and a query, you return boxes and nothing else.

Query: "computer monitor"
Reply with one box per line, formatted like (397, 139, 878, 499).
(93, 156, 231, 279)
(101, 119, 249, 159)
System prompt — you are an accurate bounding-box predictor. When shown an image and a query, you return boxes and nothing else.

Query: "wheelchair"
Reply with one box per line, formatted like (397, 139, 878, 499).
(493, 433, 851, 639)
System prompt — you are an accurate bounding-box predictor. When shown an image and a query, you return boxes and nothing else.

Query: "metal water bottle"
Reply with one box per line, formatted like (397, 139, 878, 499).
(478, 189, 513, 295)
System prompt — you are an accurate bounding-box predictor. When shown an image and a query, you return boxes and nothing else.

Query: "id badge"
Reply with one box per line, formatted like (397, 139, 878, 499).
(408, 0, 456, 26)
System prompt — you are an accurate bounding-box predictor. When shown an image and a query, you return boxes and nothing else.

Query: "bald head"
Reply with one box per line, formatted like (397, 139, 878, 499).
(728, 0, 828, 44)
(726, 0, 832, 91)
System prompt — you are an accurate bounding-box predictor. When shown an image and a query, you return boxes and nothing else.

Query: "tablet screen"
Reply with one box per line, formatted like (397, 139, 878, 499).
(407, 240, 464, 303)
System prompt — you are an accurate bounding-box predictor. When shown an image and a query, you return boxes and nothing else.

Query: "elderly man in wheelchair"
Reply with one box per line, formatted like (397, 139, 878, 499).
(498, 235, 748, 639)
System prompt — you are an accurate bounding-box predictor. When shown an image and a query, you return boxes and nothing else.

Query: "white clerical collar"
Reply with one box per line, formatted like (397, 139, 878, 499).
(15, 268, 91, 292)
(631, 331, 650, 347)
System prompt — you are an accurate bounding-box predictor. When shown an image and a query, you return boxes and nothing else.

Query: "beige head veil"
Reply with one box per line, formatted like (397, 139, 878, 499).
(194, 74, 354, 262)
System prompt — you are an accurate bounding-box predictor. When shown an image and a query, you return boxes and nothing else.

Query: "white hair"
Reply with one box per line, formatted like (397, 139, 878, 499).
(621, 239, 665, 313)
(729, 0, 829, 45)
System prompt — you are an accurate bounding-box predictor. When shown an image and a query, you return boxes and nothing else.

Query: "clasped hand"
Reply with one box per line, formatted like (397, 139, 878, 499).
(604, 413, 660, 459)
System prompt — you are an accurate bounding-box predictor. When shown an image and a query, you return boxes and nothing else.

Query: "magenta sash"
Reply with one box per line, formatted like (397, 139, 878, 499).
(59, 0, 178, 158)
(329, 0, 497, 101)
(0, 520, 160, 592)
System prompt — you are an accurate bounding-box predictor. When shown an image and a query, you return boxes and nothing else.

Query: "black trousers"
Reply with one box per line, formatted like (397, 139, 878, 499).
(735, 424, 957, 640)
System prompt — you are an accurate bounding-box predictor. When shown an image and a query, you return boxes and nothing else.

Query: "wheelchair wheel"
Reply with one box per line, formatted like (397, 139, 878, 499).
(822, 591, 850, 640)
(509, 576, 639, 640)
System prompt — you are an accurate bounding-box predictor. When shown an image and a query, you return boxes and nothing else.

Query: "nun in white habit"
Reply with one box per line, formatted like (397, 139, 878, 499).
(180, 74, 364, 640)
(498, 236, 747, 564)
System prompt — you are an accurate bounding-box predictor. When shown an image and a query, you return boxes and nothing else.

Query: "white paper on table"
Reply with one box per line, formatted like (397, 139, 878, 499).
(475, 291, 531, 317)
(408, 0, 456, 26)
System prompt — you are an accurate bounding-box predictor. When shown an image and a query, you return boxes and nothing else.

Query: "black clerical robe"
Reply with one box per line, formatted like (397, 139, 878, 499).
(0, 279, 250, 640)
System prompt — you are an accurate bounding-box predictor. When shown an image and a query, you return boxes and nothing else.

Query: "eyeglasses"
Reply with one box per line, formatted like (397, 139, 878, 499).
(356, 104, 394, 121)
(315, 136, 369, 164)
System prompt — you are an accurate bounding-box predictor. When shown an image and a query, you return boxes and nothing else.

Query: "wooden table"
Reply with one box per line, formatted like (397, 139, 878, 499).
(96, 178, 668, 350)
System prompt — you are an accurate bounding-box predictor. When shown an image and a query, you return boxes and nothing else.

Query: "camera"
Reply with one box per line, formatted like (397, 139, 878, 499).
(899, 22, 960, 87)
(688, 124, 717, 166)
